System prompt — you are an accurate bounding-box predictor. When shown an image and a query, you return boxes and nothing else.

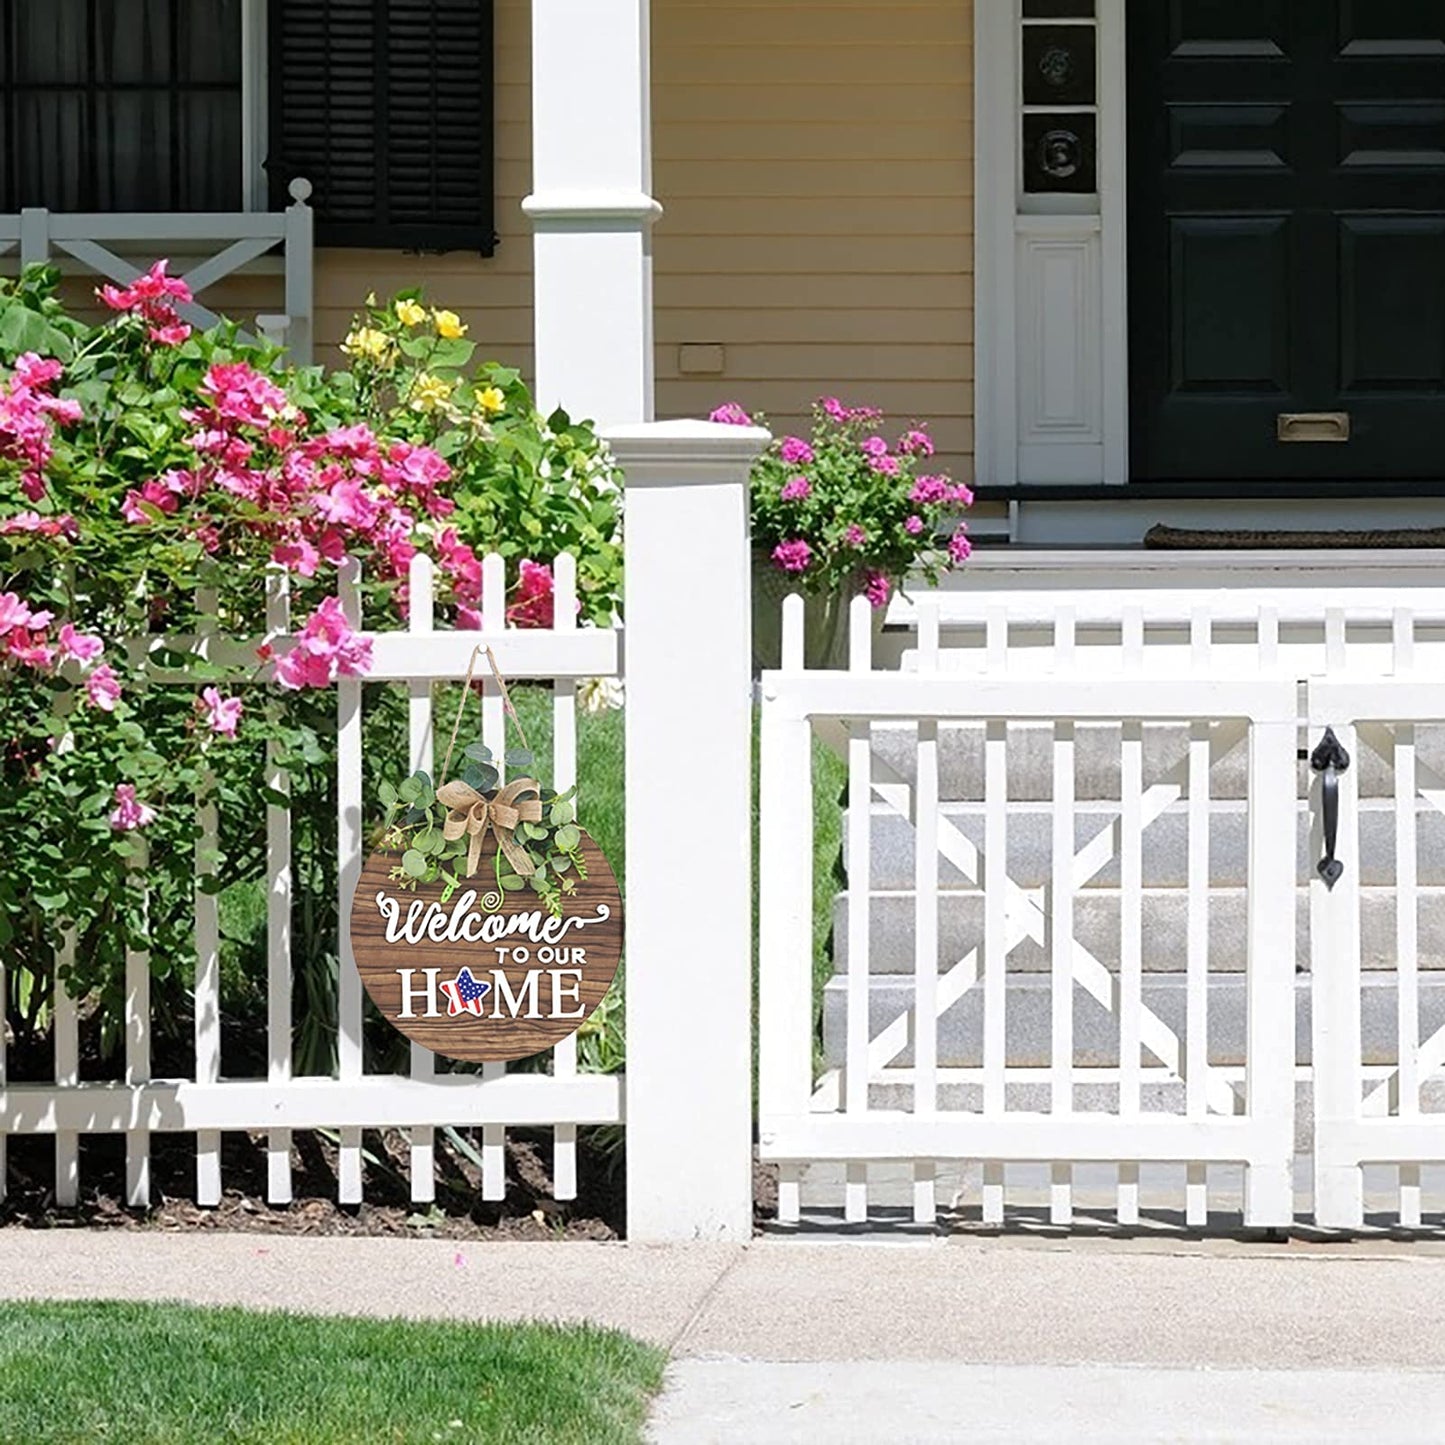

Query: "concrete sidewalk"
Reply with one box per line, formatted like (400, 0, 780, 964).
(4, 1231, 1445, 1440)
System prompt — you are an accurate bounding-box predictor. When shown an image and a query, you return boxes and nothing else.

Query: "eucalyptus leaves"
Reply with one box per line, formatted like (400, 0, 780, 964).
(377, 742, 586, 918)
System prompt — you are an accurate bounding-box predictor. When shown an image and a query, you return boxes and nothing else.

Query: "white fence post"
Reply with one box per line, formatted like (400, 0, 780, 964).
(608, 418, 770, 1242)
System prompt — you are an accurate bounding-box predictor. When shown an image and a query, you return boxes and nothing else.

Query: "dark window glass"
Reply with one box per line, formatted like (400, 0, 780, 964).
(1024, 25, 1097, 106)
(1024, 114, 1098, 193)
(1023, 0, 1095, 17)
(0, 0, 243, 212)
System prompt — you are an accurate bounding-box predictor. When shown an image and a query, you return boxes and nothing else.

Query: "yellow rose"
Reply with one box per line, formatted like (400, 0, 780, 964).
(341, 327, 394, 364)
(474, 385, 506, 416)
(410, 373, 455, 412)
(433, 309, 468, 339)
(394, 298, 427, 327)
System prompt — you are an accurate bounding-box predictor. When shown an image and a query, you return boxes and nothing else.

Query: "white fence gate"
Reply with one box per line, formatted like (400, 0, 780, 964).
(760, 587, 1445, 1231)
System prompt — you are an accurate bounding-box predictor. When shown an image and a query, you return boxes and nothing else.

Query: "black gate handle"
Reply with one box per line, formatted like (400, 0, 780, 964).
(1311, 727, 1351, 891)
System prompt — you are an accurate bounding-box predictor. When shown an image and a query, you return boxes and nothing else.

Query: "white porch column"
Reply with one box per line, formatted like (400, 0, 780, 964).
(525, 0, 660, 428)
(608, 419, 771, 1243)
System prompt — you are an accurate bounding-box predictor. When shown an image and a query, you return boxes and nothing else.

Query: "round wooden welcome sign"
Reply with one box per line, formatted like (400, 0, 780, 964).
(350, 832, 623, 1063)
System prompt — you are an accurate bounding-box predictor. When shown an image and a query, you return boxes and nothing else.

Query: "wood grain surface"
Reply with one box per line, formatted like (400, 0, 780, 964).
(350, 832, 623, 1063)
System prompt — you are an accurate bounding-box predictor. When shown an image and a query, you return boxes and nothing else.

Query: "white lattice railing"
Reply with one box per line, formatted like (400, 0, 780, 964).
(0, 551, 622, 1211)
(0, 178, 315, 363)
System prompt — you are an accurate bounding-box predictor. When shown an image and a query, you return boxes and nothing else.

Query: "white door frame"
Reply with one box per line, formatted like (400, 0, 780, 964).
(974, 0, 1129, 487)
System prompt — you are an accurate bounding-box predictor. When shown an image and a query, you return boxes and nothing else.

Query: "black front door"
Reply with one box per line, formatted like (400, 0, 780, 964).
(1129, 1, 1445, 482)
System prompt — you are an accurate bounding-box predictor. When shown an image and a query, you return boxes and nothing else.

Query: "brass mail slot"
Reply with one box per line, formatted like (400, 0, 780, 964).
(1278, 412, 1351, 443)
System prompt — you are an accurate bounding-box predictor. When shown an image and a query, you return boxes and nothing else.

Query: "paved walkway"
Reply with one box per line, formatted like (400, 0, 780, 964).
(4, 1231, 1445, 1440)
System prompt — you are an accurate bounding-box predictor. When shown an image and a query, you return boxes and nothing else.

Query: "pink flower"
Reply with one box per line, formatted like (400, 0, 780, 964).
(820, 397, 848, 422)
(904, 515, 925, 536)
(843, 524, 867, 548)
(274, 596, 373, 690)
(200, 686, 243, 739)
(868, 455, 901, 477)
(109, 784, 157, 832)
(899, 429, 934, 457)
(121, 473, 184, 525)
(507, 560, 556, 630)
(948, 525, 972, 564)
(864, 571, 893, 610)
(57, 623, 104, 664)
(779, 437, 814, 465)
(780, 476, 811, 503)
(0, 510, 77, 539)
(709, 403, 753, 427)
(85, 664, 123, 711)
(910, 475, 950, 506)
(149, 323, 192, 347)
(0, 591, 42, 634)
(860, 436, 889, 459)
(952, 483, 975, 507)
(772, 539, 813, 574)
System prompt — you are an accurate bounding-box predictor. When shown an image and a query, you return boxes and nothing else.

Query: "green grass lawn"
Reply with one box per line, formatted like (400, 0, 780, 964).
(0, 1302, 666, 1445)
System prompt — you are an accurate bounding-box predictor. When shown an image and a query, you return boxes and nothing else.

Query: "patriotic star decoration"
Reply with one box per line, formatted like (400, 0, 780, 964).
(439, 967, 491, 1018)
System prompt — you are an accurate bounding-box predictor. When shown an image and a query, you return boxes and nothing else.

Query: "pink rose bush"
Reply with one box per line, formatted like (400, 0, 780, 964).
(0, 264, 622, 1017)
(735, 397, 973, 612)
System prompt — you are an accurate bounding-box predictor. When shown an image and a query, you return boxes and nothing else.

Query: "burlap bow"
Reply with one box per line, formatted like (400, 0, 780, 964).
(437, 777, 545, 879)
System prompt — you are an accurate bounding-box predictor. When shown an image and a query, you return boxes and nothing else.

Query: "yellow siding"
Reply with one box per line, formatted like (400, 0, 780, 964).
(310, 0, 977, 477)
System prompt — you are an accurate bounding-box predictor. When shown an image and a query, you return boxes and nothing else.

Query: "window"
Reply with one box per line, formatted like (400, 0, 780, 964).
(0, 0, 244, 213)
(0, 0, 496, 254)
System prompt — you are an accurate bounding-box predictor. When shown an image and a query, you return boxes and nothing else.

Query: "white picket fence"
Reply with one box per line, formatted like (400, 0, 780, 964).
(0, 551, 622, 1211)
(760, 579, 1445, 1231)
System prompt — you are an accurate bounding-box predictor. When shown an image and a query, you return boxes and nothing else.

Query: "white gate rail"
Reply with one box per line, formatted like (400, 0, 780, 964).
(759, 595, 1299, 1230)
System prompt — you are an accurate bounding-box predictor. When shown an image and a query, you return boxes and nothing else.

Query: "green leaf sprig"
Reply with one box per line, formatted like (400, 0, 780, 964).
(375, 746, 586, 917)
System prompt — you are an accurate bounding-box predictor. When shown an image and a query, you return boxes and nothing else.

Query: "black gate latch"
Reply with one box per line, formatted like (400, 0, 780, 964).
(1310, 728, 1351, 891)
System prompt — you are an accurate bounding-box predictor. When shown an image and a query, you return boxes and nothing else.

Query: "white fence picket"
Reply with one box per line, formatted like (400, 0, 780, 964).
(551, 552, 580, 1202)
(407, 555, 438, 1206)
(336, 560, 366, 1204)
(265, 568, 294, 1204)
(53, 934, 79, 1206)
(125, 845, 150, 1207)
(195, 588, 222, 1207)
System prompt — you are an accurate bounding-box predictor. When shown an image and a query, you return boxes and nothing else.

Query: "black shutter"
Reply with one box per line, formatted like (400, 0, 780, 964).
(268, 0, 495, 254)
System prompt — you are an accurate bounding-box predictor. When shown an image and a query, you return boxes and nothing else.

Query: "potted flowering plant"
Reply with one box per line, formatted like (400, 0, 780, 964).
(711, 398, 974, 670)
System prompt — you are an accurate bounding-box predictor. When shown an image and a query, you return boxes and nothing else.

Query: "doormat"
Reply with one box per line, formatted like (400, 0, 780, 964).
(1143, 524, 1445, 551)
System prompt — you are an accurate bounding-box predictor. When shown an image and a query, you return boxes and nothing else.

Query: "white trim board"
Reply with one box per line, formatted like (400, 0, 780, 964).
(975, 0, 1128, 490)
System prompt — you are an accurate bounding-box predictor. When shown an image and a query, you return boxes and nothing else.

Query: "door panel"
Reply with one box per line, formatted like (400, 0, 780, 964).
(1129, 0, 1445, 481)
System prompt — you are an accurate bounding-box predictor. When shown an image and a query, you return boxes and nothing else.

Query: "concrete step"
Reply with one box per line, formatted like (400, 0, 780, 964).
(820, 972, 1445, 1069)
(863, 720, 1440, 802)
(848, 798, 1445, 891)
(831, 886, 1445, 974)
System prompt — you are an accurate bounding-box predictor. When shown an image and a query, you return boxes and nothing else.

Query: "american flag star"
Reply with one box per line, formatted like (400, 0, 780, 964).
(439, 967, 491, 1018)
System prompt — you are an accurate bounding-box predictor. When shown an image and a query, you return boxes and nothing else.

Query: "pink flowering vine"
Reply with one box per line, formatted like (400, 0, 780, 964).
(200, 687, 244, 739)
(0, 352, 82, 503)
(274, 596, 373, 690)
(709, 403, 753, 427)
(99, 259, 193, 346)
(109, 784, 157, 832)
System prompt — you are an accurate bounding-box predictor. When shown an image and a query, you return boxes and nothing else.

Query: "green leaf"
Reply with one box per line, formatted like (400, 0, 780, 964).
(462, 742, 493, 763)
(499, 874, 525, 890)
(550, 800, 574, 828)
(260, 785, 291, 810)
(378, 780, 398, 808)
(505, 748, 534, 771)
(401, 849, 428, 879)
(462, 762, 498, 793)
(398, 777, 421, 804)
(555, 824, 580, 853)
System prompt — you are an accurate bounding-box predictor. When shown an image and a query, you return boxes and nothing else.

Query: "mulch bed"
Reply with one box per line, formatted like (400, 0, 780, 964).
(2, 1133, 782, 1239)
(0, 1127, 623, 1241)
